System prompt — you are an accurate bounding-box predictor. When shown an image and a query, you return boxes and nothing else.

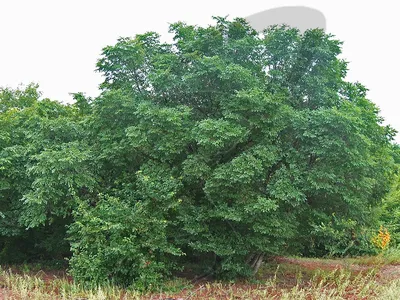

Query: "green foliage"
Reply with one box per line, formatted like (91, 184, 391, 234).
(68, 195, 182, 290)
(309, 213, 377, 257)
(380, 170, 400, 244)
(0, 16, 397, 289)
(0, 84, 86, 262)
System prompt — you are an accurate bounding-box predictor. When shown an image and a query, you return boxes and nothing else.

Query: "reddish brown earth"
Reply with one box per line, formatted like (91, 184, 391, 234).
(148, 257, 400, 300)
(1, 257, 400, 299)
(277, 256, 400, 282)
(142, 257, 400, 299)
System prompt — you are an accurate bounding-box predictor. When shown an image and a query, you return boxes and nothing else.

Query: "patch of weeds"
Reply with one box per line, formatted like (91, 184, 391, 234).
(348, 248, 400, 267)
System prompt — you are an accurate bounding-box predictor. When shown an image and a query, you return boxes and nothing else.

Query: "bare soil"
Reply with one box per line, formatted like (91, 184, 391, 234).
(1, 257, 400, 299)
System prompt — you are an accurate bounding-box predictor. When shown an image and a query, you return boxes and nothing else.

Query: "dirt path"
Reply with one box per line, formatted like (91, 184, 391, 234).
(379, 265, 400, 280)
(275, 257, 373, 271)
(274, 256, 400, 281)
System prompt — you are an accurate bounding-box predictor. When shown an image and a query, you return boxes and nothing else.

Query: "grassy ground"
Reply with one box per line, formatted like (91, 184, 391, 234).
(1, 254, 400, 299)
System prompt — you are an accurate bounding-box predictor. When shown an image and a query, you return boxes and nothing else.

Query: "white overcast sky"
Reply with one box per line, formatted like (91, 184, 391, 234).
(1, 0, 399, 142)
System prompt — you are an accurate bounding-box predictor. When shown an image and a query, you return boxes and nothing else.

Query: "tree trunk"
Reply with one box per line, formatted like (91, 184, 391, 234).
(245, 253, 256, 264)
(252, 253, 264, 275)
(247, 252, 265, 275)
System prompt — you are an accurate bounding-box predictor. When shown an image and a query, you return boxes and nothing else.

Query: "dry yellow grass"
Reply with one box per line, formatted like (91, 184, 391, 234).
(2, 256, 400, 299)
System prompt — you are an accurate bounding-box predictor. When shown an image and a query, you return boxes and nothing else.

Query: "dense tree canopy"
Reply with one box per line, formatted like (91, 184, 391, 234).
(0, 17, 398, 288)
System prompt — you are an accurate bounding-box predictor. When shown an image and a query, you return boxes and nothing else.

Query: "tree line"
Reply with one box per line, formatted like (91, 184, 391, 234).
(1, 17, 399, 290)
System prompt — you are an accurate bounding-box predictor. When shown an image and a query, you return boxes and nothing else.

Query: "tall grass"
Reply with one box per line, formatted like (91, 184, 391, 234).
(1, 259, 400, 299)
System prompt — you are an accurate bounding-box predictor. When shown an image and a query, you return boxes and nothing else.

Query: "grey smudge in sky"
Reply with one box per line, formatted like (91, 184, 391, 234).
(246, 6, 326, 33)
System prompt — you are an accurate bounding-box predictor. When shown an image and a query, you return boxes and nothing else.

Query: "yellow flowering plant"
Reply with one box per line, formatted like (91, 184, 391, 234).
(371, 225, 391, 251)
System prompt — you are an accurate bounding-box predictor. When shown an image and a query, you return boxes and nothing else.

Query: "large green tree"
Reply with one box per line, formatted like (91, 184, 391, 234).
(67, 17, 396, 285)
(1, 16, 396, 288)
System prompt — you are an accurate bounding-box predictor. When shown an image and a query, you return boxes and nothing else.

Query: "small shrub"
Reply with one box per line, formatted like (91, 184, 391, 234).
(371, 225, 391, 251)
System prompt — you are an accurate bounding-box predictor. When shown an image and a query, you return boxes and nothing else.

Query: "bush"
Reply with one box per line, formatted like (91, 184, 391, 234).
(68, 195, 182, 290)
